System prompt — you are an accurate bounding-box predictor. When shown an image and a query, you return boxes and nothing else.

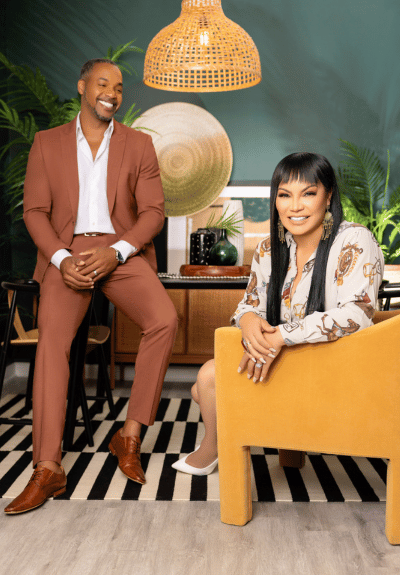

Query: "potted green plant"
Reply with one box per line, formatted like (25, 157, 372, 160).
(337, 139, 400, 281)
(205, 206, 244, 237)
(206, 206, 244, 266)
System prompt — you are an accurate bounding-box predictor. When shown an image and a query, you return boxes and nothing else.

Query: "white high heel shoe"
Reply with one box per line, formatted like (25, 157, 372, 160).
(171, 448, 218, 476)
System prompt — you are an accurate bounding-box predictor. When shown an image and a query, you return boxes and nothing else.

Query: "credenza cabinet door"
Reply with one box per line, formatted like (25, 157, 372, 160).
(112, 288, 244, 362)
(186, 290, 243, 355)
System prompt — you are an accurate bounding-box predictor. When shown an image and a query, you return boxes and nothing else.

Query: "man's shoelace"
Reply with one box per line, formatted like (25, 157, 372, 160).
(27, 467, 46, 488)
(126, 437, 141, 455)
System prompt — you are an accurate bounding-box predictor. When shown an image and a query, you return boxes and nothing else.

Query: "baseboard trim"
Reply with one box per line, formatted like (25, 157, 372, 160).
(4, 362, 199, 385)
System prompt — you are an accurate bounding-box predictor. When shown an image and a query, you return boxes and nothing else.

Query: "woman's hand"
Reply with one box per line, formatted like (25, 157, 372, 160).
(238, 328, 285, 382)
(240, 312, 276, 358)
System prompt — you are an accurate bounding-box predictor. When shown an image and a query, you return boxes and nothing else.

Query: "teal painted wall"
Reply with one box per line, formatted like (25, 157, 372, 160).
(4, 0, 400, 182)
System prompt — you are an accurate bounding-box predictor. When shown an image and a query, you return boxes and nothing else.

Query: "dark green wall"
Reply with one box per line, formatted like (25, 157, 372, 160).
(4, 0, 400, 182)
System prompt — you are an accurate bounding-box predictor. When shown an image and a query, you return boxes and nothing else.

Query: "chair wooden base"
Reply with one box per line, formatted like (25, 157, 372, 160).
(278, 449, 305, 468)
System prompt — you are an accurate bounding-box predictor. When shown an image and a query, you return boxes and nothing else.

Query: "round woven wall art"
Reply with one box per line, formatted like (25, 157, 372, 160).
(131, 102, 233, 217)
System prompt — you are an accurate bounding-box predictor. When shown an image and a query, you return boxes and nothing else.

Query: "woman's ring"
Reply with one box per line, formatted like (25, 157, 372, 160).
(241, 339, 249, 351)
(94, 270, 98, 277)
(255, 362, 263, 368)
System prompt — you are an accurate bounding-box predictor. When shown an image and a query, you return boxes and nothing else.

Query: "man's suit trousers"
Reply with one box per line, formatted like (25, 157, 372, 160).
(32, 234, 178, 466)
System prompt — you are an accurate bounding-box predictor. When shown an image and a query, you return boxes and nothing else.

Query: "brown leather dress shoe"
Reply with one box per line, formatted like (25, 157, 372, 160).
(109, 430, 146, 484)
(4, 465, 67, 514)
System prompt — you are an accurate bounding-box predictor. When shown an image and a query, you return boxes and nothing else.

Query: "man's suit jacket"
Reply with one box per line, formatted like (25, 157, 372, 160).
(23, 117, 165, 282)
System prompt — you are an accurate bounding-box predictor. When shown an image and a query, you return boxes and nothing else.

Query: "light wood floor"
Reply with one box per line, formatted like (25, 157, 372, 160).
(2, 369, 400, 574)
(0, 500, 399, 574)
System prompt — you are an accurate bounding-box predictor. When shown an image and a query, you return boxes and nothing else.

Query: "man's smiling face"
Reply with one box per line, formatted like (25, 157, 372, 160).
(78, 62, 123, 122)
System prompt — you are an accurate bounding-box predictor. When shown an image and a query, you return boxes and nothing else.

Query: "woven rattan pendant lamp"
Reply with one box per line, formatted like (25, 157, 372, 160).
(143, 0, 261, 92)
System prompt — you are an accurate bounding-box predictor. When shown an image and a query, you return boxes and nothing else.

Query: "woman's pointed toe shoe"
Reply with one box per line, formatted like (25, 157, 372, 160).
(171, 452, 218, 476)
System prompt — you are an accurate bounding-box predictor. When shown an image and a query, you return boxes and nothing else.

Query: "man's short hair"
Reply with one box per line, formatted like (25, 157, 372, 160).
(79, 58, 120, 80)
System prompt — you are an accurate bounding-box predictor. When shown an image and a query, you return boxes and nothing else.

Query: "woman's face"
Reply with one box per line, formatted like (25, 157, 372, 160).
(275, 178, 332, 243)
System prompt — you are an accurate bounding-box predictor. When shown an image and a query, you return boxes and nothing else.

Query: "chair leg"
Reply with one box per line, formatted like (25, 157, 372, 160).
(218, 444, 252, 526)
(385, 459, 400, 545)
(279, 449, 306, 468)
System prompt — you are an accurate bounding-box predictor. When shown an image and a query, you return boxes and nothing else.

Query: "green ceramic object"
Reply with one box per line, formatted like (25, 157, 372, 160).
(209, 229, 238, 265)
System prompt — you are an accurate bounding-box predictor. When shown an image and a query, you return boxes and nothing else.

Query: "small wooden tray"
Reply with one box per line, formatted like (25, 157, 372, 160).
(180, 265, 251, 277)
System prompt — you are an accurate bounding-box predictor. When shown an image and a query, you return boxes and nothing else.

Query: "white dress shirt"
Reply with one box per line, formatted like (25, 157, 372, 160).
(51, 113, 136, 269)
(231, 222, 384, 345)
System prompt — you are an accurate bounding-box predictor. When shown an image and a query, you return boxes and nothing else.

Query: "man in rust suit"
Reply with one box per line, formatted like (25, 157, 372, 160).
(5, 59, 178, 514)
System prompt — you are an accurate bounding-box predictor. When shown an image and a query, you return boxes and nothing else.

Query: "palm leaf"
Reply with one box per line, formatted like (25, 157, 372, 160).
(3, 151, 30, 185)
(339, 193, 370, 227)
(206, 207, 244, 237)
(338, 139, 387, 217)
(106, 40, 143, 76)
(388, 222, 400, 247)
(120, 103, 141, 126)
(49, 98, 81, 128)
(0, 52, 60, 120)
(386, 243, 400, 263)
(373, 210, 396, 245)
(3, 151, 30, 221)
(0, 137, 27, 160)
(389, 184, 400, 210)
(0, 101, 39, 142)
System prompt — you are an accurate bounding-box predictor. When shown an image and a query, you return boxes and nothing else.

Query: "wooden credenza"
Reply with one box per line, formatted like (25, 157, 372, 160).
(110, 288, 244, 385)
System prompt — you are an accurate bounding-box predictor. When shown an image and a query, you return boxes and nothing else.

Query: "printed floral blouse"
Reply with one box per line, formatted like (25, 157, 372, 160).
(231, 221, 384, 345)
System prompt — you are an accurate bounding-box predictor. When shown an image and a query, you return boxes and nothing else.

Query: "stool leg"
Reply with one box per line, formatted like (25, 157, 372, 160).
(63, 299, 94, 450)
(78, 376, 94, 447)
(0, 291, 18, 398)
(96, 344, 116, 418)
(24, 356, 35, 414)
(63, 363, 79, 450)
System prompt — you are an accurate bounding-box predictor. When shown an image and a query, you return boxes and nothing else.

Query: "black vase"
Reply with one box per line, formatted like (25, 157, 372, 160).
(190, 228, 216, 265)
(209, 229, 238, 265)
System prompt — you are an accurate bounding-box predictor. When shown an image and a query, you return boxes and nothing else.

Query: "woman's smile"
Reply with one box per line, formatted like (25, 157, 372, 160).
(275, 179, 332, 243)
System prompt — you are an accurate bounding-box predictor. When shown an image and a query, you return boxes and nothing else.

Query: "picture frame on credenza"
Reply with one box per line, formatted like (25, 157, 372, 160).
(167, 186, 271, 274)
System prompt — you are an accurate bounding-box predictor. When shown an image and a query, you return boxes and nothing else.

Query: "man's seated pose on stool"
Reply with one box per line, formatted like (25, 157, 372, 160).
(5, 58, 178, 514)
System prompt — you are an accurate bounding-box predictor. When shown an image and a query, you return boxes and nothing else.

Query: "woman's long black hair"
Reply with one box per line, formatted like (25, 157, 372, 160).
(266, 153, 343, 326)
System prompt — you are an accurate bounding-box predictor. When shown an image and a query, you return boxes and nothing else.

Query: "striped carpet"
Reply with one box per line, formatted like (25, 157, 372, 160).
(0, 394, 387, 503)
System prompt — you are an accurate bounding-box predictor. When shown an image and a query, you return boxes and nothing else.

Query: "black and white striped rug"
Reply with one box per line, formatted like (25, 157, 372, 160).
(0, 394, 387, 503)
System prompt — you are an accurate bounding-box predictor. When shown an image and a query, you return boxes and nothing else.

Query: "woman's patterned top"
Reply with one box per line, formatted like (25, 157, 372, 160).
(231, 221, 384, 345)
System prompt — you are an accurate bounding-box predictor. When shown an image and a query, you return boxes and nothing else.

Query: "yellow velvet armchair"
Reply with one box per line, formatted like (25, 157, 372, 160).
(215, 311, 400, 545)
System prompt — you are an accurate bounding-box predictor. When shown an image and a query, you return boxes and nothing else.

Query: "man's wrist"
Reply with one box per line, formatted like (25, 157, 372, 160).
(113, 248, 125, 264)
(110, 241, 137, 263)
(51, 249, 71, 270)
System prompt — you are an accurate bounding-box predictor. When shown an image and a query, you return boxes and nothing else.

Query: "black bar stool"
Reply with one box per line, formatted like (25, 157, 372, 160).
(0, 279, 115, 448)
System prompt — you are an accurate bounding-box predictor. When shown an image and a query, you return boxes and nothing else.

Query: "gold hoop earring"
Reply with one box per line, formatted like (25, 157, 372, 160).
(278, 218, 285, 243)
(322, 209, 333, 240)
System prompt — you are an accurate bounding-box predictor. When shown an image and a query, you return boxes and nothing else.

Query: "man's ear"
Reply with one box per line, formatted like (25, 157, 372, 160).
(77, 79, 85, 96)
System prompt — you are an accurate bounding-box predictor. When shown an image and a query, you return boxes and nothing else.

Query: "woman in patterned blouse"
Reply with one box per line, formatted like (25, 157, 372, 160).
(172, 152, 384, 476)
